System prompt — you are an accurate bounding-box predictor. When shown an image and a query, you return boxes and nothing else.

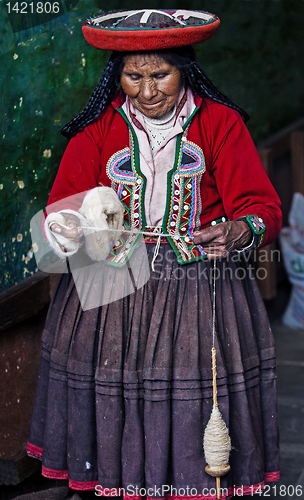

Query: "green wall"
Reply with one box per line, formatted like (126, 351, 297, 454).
(1, 0, 304, 290)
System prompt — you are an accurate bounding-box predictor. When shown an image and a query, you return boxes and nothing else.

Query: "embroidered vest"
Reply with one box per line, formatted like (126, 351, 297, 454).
(105, 107, 210, 266)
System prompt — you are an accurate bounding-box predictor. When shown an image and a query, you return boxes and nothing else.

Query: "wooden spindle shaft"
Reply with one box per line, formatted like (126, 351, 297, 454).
(216, 476, 221, 499)
(212, 347, 217, 406)
(213, 347, 220, 499)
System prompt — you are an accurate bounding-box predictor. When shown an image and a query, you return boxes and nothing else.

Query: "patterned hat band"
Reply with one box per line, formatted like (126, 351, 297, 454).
(82, 9, 220, 51)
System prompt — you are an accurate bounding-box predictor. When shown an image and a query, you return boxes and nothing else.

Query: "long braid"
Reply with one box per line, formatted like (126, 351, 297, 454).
(61, 46, 249, 139)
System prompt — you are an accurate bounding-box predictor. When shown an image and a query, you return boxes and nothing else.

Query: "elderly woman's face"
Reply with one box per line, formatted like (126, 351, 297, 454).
(120, 54, 182, 118)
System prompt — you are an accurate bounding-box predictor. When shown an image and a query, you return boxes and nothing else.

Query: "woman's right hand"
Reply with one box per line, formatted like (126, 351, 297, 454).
(50, 213, 83, 253)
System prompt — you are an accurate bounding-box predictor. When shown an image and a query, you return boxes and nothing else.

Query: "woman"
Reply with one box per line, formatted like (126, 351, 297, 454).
(27, 10, 281, 499)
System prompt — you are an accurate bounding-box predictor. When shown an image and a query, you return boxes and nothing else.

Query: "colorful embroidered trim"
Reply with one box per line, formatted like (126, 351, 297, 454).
(106, 147, 137, 185)
(244, 215, 266, 234)
(107, 127, 145, 266)
(179, 140, 205, 177)
(163, 124, 208, 264)
(210, 216, 228, 226)
(173, 91, 187, 124)
(235, 214, 266, 250)
(106, 104, 228, 266)
(128, 108, 146, 133)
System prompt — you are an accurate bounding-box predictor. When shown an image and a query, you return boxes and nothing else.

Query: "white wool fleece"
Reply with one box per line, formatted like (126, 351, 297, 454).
(45, 187, 124, 261)
(79, 187, 124, 261)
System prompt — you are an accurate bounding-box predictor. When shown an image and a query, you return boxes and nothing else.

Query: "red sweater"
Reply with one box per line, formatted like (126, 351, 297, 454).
(47, 92, 282, 250)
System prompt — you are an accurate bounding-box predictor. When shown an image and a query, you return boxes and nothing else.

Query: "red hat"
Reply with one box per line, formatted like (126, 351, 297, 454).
(82, 9, 220, 52)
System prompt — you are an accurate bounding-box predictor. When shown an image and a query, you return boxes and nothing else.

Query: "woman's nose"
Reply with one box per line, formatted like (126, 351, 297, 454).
(140, 79, 158, 99)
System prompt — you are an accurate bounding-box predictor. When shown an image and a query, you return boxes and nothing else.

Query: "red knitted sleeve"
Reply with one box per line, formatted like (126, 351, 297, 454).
(203, 100, 282, 247)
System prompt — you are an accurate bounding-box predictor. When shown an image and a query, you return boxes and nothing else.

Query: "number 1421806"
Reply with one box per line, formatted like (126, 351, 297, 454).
(6, 2, 60, 14)
(252, 484, 303, 496)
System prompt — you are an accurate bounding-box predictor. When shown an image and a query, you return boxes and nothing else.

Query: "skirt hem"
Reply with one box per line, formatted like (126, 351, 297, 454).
(27, 442, 280, 498)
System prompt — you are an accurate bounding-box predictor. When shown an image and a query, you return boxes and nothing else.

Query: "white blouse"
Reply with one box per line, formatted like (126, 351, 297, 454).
(122, 87, 196, 227)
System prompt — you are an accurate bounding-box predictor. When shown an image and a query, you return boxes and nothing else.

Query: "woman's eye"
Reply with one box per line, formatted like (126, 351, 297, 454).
(154, 73, 167, 79)
(129, 74, 140, 81)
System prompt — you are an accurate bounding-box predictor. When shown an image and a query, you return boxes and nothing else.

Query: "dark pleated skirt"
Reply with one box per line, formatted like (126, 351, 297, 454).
(27, 243, 280, 498)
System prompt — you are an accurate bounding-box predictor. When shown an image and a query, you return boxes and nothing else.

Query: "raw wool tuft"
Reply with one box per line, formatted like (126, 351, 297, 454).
(80, 186, 124, 261)
(203, 404, 231, 469)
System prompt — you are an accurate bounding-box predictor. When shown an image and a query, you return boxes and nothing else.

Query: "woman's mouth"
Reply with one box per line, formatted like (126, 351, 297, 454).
(140, 100, 163, 107)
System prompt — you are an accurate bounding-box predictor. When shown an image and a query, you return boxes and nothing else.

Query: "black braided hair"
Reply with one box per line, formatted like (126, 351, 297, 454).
(61, 46, 249, 139)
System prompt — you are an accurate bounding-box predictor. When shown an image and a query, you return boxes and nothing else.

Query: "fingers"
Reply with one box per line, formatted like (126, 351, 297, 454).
(193, 221, 252, 258)
(50, 216, 83, 242)
(201, 244, 230, 260)
(50, 223, 83, 240)
(193, 225, 227, 245)
(64, 213, 81, 233)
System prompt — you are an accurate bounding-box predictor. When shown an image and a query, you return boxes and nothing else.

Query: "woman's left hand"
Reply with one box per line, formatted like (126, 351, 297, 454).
(193, 221, 252, 259)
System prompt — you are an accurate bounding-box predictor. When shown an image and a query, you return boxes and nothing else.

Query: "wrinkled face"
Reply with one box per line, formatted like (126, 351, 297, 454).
(120, 54, 182, 118)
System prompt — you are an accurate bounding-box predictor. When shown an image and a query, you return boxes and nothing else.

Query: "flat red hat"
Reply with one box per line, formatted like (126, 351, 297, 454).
(82, 9, 220, 52)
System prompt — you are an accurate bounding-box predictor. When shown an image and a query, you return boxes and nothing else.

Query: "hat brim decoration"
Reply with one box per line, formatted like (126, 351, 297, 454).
(82, 9, 220, 52)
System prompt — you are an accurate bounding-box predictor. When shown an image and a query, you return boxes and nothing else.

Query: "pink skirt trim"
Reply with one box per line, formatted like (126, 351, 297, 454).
(265, 471, 280, 482)
(26, 442, 43, 459)
(70, 479, 99, 490)
(75, 477, 281, 497)
(42, 466, 68, 480)
(26, 441, 280, 497)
